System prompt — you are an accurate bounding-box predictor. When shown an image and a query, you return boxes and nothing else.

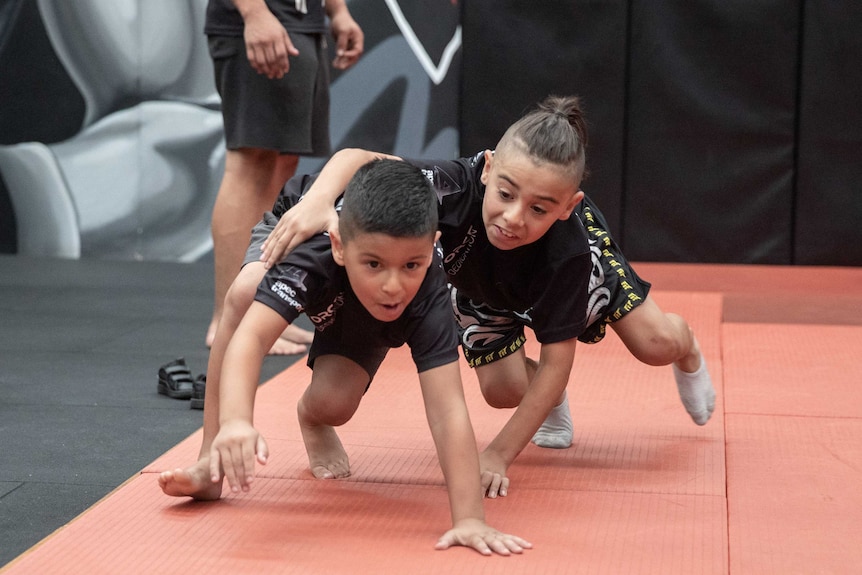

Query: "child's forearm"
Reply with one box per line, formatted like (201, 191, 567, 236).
(218, 304, 287, 424)
(484, 391, 557, 467)
(432, 417, 486, 524)
(308, 148, 399, 204)
(485, 343, 576, 468)
(420, 364, 487, 524)
(219, 334, 267, 424)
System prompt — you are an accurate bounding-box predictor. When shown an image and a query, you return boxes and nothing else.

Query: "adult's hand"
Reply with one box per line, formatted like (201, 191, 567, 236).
(242, 6, 298, 78)
(329, 10, 364, 70)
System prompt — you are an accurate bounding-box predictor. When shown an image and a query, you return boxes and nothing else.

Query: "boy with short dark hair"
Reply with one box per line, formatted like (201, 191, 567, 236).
(160, 159, 529, 556)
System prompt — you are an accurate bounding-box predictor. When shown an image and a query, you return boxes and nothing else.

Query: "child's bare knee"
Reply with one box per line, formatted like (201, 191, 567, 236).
(317, 409, 353, 427)
(225, 268, 263, 314)
(298, 391, 355, 427)
(637, 326, 687, 366)
(479, 379, 524, 409)
(639, 347, 677, 367)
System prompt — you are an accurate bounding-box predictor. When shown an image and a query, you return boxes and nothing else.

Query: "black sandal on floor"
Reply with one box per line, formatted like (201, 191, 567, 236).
(190, 374, 206, 410)
(157, 357, 195, 400)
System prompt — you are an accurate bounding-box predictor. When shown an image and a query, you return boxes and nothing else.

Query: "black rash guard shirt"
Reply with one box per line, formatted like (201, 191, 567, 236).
(405, 152, 593, 345)
(255, 173, 459, 373)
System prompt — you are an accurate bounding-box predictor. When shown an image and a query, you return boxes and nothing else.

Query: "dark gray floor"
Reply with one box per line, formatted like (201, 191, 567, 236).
(0, 254, 306, 567)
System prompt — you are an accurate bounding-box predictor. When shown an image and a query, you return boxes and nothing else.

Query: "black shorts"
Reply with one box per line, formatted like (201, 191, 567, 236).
(306, 333, 387, 387)
(451, 200, 651, 366)
(243, 212, 278, 267)
(578, 200, 651, 343)
(450, 287, 529, 368)
(209, 33, 331, 155)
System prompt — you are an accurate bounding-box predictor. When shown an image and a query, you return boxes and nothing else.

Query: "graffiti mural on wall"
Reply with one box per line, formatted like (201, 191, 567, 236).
(0, 0, 460, 261)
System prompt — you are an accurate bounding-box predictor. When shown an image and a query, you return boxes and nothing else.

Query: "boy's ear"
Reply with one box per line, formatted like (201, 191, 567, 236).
(559, 189, 585, 220)
(480, 149, 494, 185)
(425, 231, 442, 268)
(330, 228, 345, 266)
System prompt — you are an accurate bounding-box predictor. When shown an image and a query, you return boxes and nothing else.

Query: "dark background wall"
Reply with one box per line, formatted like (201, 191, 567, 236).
(460, 0, 862, 266)
(1, 0, 860, 266)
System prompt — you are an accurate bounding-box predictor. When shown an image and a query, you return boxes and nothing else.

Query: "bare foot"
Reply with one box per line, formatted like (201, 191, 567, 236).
(206, 317, 311, 355)
(282, 323, 313, 345)
(205, 317, 219, 349)
(299, 421, 351, 479)
(268, 336, 308, 355)
(158, 460, 223, 500)
(269, 324, 313, 354)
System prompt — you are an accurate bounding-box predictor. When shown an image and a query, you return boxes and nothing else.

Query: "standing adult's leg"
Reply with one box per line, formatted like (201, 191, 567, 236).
(207, 148, 299, 348)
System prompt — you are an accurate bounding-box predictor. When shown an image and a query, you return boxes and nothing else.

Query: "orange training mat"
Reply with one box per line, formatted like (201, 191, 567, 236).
(723, 322, 862, 573)
(6, 271, 861, 574)
(3, 290, 728, 574)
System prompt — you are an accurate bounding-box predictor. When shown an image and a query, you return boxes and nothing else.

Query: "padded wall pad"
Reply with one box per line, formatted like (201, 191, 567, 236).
(4, 291, 728, 573)
(624, 0, 800, 263)
(459, 0, 629, 232)
(795, 1, 862, 265)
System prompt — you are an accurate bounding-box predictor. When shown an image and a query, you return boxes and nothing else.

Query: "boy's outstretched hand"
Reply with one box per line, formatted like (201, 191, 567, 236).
(210, 419, 269, 493)
(435, 518, 531, 556)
